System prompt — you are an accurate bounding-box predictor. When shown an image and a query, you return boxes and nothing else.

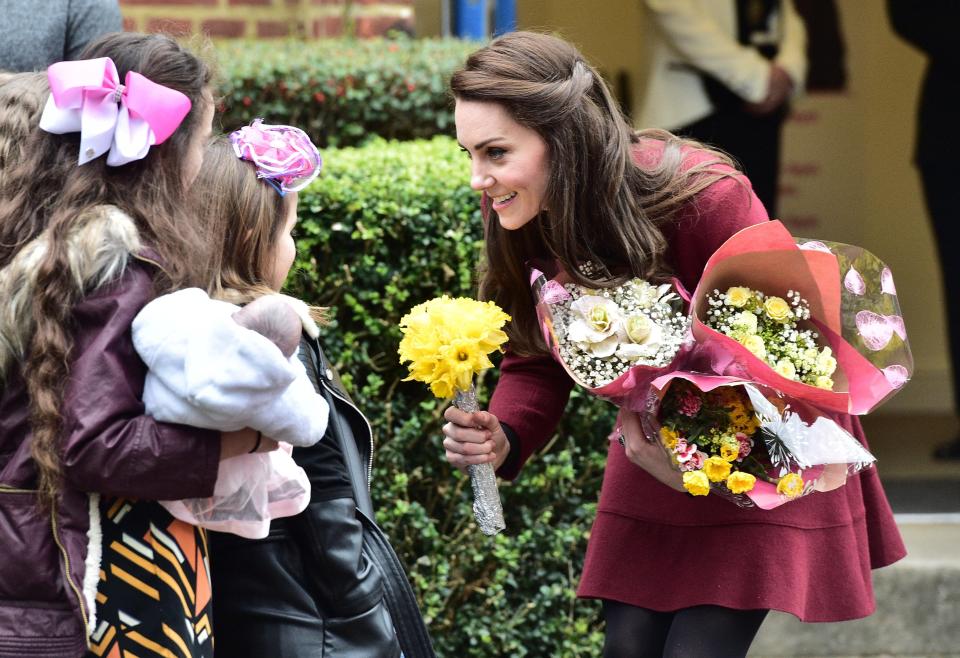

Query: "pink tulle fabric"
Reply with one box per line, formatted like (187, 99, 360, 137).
(229, 118, 322, 194)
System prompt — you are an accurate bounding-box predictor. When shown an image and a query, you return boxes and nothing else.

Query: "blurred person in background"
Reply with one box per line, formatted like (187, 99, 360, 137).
(637, 0, 807, 217)
(0, 0, 122, 72)
(888, 0, 960, 460)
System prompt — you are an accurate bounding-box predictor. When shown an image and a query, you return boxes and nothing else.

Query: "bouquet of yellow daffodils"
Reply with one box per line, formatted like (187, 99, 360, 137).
(399, 296, 510, 535)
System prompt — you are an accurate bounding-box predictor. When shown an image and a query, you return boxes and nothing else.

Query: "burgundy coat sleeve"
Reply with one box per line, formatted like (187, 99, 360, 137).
(490, 350, 574, 481)
(61, 260, 221, 499)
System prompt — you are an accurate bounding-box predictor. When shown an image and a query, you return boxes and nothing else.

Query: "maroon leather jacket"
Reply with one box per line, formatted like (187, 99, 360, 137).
(0, 256, 220, 657)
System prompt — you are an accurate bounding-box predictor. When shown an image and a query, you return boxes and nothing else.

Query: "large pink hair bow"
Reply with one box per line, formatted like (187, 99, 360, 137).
(229, 119, 322, 195)
(39, 57, 192, 166)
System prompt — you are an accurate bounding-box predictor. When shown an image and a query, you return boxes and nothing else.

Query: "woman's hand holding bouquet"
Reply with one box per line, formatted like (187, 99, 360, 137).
(398, 295, 511, 535)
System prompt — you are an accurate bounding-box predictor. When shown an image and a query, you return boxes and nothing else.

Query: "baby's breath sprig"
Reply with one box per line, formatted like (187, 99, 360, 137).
(548, 267, 690, 388)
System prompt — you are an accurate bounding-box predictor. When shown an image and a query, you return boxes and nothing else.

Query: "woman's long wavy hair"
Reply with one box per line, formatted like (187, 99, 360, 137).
(0, 32, 215, 509)
(450, 31, 735, 355)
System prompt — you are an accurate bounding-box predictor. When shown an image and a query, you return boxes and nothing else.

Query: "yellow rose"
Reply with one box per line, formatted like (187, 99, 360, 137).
(703, 456, 732, 482)
(763, 296, 793, 322)
(777, 473, 805, 499)
(659, 426, 679, 450)
(725, 286, 753, 308)
(740, 334, 767, 359)
(720, 442, 740, 462)
(814, 375, 834, 390)
(683, 470, 710, 496)
(774, 359, 797, 380)
(726, 471, 756, 494)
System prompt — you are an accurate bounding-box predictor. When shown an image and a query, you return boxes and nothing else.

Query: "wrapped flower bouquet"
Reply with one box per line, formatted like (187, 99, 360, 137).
(398, 295, 511, 535)
(531, 264, 690, 410)
(641, 373, 875, 508)
(528, 221, 913, 507)
(688, 221, 913, 415)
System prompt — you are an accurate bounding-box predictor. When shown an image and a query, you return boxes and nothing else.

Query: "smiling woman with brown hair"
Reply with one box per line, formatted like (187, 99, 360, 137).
(441, 30, 905, 658)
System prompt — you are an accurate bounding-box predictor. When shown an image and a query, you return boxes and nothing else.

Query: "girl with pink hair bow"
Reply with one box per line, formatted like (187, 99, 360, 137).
(0, 33, 265, 658)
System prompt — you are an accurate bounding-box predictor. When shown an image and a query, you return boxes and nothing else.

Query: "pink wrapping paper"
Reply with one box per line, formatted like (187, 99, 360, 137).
(688, 221, 913, 415)
(642, 371, 874, 509)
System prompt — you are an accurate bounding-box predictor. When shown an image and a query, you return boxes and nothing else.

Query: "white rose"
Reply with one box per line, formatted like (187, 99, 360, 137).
(816, 349, 837, 376)
(625, 313, 662, 346)
(627, 279, 676, 307)
(617, 342, 656, 362)
(567, 295, 624, 358)
(740, 334, 767, 359)
(774, 359, 797, 380)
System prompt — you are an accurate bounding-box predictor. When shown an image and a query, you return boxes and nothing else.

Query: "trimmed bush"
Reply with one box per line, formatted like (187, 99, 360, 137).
(215, 37, 480, 147)
(290, 136, 616, 656)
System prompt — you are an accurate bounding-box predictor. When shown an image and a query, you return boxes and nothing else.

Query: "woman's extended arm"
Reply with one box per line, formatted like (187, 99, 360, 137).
(442, 349, 573, 481)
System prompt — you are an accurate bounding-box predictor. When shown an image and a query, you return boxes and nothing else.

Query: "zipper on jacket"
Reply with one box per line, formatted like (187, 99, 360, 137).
(322, 381, 375, 491)
(50, 500, 90, 643)
(307, 338, 375, 491)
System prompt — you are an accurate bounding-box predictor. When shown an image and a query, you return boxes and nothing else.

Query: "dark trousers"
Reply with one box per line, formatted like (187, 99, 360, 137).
(677, 105, 788, 217)
(919, 161, 960, 413)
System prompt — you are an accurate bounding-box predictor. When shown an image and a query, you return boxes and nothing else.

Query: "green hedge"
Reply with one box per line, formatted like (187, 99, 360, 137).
(289, 136, 617, 656)
(215, 38, 480, 147)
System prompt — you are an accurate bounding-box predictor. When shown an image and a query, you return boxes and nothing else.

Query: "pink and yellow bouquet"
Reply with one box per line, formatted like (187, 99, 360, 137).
(641, 372, 875, 508)
(687, 221, 912, 415)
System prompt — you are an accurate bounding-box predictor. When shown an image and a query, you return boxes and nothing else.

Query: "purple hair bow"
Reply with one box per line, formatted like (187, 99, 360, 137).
(229, 119, 322, 195)
(39, 57, 192, 166)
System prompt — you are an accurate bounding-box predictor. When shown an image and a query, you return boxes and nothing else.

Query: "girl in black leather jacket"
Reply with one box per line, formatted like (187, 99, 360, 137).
(191, 134, 434, 657)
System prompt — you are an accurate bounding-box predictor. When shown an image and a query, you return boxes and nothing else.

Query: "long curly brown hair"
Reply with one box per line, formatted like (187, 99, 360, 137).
(0, 72, 48, 176)
(450, 31, 736, 355)
(0, 33, 215, 509)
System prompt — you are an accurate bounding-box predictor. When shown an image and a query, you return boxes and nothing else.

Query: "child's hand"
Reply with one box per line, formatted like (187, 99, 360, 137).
(220, 428, 279, 460)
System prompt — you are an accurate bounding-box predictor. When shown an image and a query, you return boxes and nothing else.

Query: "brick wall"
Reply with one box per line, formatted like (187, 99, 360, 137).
(119, 0, 415, 39)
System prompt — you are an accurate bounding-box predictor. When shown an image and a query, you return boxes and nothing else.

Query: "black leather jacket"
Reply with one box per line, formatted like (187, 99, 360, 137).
(209, 336, 435, 658)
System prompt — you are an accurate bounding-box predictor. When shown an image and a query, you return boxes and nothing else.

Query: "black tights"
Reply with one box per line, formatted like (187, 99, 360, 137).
(602, 600, 769, 658)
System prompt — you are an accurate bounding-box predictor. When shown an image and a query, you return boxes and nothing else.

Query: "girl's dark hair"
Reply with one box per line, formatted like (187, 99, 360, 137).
(450, 31, 734, 355)
(0, 32, 215, 508)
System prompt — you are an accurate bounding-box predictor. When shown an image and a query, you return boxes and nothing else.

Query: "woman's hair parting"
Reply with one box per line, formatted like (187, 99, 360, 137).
(450, 31, 733, 354)
(0, 32, 214, 510)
